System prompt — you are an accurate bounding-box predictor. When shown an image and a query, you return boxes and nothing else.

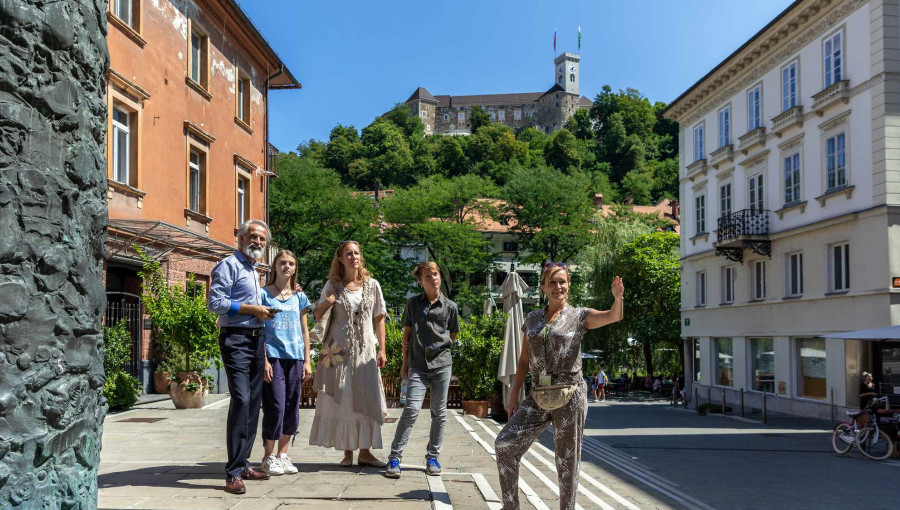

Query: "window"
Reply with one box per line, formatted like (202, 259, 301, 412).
(782, 61, 798, 111)
(693, 339, 701, 382)
(825, 133, 846, 190)
(188, 149, 204, 213)
(696, 271, 707, 306)
(720, 183, 732, 218)
(514, 109, 522, 120)
(797, 338, 827, 399)
(718, 106, 730, 148)
(721, 266, 735, 304)
(458, 111, 465, 123)
(527, 111, 534, 119)
(189, 25, 209, 89)
(236, 74, 251, 126)
(829, 243, 850, 292)
(236, 175, 249, 226)
(112, 106, 131, 185)
(749, 174, 764, 212)
(570, 73, 575, 82)
(752, 260, 766, 300)
(113, 0, 133, 26)
(693, 123, 705, 162)
(824, 30, 843, 88)
(443, 114, 449, 121)
(502, 241, 518, 252)
(786, 252, 803, 296)
(715, 338, 733, 387)
(695, 194, 706, 234)
(498, 110, 505, 121)
(784, 153, 801, 204)
(750, 338, 775, 393)
(748, 86, 762, 130)
(186, 273, 208, 299)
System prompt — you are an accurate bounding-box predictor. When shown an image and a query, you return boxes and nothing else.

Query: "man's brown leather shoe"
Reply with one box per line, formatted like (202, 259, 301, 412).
(241, 467, 270, 481)
(224, 477, 245, 494)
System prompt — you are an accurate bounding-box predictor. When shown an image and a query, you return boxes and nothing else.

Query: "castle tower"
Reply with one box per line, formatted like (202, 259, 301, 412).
(554, 52, 580, 96)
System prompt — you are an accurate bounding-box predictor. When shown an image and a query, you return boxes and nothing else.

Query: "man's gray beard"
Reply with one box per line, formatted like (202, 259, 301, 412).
(243, 245, 264, 260)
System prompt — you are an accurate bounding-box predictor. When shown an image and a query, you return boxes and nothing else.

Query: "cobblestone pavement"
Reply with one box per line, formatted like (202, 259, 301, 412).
(99, 395, 688, 509)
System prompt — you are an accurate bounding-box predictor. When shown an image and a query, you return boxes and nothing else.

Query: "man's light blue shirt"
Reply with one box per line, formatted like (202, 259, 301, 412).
(208, 250, 262, 328)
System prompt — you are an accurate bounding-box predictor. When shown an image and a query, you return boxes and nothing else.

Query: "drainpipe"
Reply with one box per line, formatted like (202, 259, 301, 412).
(264, 65, 284, 228)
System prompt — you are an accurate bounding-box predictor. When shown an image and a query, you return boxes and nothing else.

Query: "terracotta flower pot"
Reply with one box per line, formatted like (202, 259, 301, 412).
(169, 371, 206, 409)
(462, 400, 489, 418)
(153, 372, 170, 394)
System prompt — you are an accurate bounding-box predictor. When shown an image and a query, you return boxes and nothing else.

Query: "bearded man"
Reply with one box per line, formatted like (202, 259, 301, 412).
(209, 219, 276, 494)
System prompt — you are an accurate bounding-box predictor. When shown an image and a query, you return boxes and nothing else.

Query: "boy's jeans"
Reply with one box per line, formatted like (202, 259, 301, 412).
(389, 365, 452, 461)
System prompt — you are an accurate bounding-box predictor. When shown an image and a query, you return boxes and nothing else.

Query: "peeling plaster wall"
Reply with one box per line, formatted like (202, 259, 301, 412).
(0, 0, 109, 507)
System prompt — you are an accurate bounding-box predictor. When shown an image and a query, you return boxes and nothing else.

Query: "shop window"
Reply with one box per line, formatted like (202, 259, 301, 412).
(750, 338, 774, 393)
(797, 338, 826, 400)
(715, 337, 733, 387)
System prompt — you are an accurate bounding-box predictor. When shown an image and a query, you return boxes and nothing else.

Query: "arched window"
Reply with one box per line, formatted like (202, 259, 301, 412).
(570, 73, 575, 82)
(558, 74, 563, 84)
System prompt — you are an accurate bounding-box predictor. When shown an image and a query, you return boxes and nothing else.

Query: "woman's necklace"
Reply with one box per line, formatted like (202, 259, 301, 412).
(274, 281, 292, 300)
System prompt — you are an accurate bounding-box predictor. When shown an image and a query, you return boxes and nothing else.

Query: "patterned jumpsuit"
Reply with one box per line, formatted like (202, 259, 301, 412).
(495, 306, 589, 510)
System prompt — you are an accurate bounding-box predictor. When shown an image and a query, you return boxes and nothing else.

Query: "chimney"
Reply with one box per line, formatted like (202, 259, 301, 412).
(593, 193, 603, 208)
(671, 199, 679, 220)
(624, 196, 634, 205)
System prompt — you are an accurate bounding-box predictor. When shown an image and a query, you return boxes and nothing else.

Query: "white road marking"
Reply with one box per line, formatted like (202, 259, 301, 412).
(202, 397, 231, 410)
(427, 474, 453, 510)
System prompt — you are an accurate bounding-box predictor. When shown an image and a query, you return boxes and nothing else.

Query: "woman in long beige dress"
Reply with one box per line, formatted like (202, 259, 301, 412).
(310, 241, 388, 467)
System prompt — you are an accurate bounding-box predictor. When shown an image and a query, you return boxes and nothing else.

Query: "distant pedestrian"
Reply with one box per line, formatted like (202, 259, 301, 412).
(259, 250, 312, 476)
(309, 241, 388, 468)
(495, 264, 625, 510)
(385, 262, 459, 478)
(209, 219, 275, 494)
(597, 367, 607, 402)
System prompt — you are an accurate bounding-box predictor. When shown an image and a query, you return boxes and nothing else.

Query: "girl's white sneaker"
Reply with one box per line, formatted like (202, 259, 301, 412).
(261, 454, 284, 476)
(279, 454, 298, 474)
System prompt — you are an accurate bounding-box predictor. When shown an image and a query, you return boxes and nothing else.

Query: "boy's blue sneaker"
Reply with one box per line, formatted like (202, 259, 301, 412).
(425, 458, 441, 475)
(385, 458, 401, 478)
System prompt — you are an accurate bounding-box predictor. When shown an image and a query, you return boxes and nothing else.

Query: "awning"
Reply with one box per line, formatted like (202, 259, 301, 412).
(106, 219, 235, 264)
(821, 325, 900, 341)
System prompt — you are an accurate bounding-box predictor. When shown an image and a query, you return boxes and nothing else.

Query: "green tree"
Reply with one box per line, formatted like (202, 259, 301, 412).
(563, 108, 595, 140)
(611, 232, 680, 376)
(544, 128, 582, 172)
(500, 165, 595, 263)
(620, 168, 655, 205)
(360, 120, 414, 187)
(270, 153, 380, 297)
(380, 103, 426, 138)
(322, 124, 363, 182)
(380, 175, 495, 307)
(580, 218, 656, 374)
(436, 136, 468, 177)
(470, 105, 491, 132)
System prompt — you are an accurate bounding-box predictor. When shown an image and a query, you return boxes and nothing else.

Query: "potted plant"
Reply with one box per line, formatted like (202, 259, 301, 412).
(138, 249, 221, 409)
(452, 313, 506, 418)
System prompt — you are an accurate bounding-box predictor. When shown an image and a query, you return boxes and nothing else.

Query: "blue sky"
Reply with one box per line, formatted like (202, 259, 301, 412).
(240, 0, 795, 152)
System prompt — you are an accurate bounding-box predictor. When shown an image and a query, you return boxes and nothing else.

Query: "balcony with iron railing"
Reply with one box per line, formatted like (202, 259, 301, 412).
(713, 209, 771, 263)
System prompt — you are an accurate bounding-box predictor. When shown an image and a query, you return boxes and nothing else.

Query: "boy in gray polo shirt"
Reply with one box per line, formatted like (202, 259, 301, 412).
(386, 262, 459, 477)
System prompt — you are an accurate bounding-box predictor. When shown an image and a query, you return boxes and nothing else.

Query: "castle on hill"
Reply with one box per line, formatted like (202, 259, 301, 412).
(405, 52, 592, 135)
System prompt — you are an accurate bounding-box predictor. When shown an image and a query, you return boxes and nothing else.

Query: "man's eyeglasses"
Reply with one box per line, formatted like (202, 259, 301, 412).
(544, 262, 569, 269)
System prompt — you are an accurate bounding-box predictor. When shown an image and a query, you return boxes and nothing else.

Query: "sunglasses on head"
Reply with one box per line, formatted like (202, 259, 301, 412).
(544, 262, 569, 269)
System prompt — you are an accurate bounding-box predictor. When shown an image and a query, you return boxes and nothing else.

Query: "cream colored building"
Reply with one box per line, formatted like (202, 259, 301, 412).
(665, 0, 900, 419)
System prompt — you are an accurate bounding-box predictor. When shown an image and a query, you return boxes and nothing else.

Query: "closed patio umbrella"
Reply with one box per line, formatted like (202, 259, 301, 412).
(497, 271, 528, 412)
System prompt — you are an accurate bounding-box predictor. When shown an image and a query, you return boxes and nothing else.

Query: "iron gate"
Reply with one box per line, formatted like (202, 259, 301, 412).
(104, 291, 142, 377)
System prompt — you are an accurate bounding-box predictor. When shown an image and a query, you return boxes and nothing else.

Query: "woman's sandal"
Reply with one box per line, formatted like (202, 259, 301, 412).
(339, 457, 353, 467)
(358, 457, 386, 468)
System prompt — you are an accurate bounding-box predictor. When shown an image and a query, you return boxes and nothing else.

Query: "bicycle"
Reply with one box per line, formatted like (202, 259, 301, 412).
(854, 397, 900, 461)
(832, 408, 868, 454)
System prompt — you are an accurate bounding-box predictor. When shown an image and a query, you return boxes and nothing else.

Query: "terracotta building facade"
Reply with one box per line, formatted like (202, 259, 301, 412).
(102, 0, 299, 391)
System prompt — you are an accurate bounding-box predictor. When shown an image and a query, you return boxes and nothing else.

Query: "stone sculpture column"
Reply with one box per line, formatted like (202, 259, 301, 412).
(0, 0, 109, 507)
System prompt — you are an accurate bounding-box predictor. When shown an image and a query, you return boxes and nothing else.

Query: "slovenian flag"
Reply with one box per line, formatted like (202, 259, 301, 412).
(554, 28, 557, 53)
(578, 26, 582, 52)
